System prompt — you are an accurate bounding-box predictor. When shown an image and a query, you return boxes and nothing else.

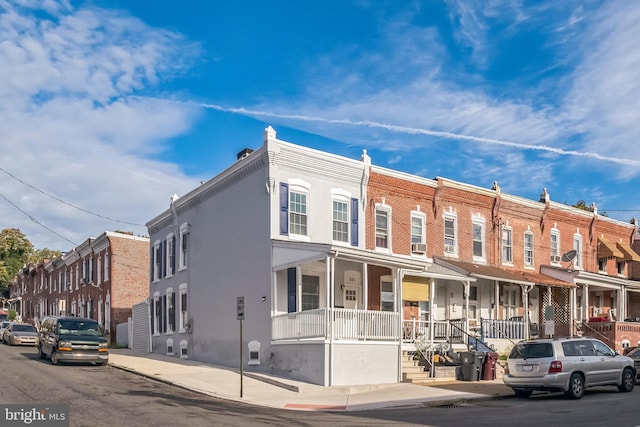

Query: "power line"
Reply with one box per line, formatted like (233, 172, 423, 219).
(0, 192, 78, 247)
(0, 165, 145, 227)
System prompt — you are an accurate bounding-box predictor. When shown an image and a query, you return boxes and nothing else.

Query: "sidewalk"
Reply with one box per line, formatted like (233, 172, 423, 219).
(108, 349, 513, 411)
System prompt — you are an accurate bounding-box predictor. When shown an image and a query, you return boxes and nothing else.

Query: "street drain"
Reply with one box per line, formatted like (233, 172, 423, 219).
(434, 403, 472, 409)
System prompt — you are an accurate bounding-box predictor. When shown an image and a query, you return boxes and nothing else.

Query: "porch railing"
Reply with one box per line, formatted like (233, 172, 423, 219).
(401, 319, 451, 343)
(481, 318, 526, 341)
(272, 307, 399, 341)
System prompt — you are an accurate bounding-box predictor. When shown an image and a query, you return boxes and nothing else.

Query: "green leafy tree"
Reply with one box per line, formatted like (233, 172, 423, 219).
(29, 248, 62, 264)
(0, 228, 34, 292)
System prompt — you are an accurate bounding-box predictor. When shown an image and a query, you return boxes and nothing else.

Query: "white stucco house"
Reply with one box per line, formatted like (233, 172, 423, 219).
(145, 126, 477, 386)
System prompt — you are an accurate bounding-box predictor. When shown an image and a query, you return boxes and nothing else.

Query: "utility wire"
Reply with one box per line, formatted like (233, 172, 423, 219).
(0, 165, 145, 227)
(0, 192, 78, 247)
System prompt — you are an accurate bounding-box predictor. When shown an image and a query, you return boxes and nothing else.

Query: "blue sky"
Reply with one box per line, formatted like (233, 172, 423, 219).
(1, 0, 640, 250)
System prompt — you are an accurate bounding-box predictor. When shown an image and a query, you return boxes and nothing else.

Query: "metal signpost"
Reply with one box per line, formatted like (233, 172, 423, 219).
(237, 296, 245, 398)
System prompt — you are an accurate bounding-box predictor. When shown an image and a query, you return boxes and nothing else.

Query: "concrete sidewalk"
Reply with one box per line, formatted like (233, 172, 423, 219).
(108, 349, 513, 411)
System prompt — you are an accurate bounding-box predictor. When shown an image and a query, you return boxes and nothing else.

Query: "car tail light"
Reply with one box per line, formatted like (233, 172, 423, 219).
(548, 361, 562, 373)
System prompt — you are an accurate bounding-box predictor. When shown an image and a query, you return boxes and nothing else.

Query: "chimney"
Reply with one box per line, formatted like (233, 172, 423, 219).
(237, 148, 254, 160)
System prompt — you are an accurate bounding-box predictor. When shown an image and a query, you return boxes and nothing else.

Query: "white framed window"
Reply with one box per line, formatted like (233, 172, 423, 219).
(332, 198, 349, 243)
(166, 233, 174, 277)
(524, 231, 534, 267)
(97, 255, 102, 285)
(550, 229, 560, 263)
(179, 223, 189, 271)
(105, 292, 111, 332)
(301, 275, 320, 311)
(472, 216, 485, 261)
(443, 213, 457, 255)
(289, 189, 308, 236)
(179, 283, 188, 333)
(166, 288, 175, 334)
(598, 258, 607, 273)
(380, 276, 394, 311)
(410, 210, 426, 255)
(375, 203, 392, 251)
(573, 234, 583, 269)
(104, 252, 109, 281)
(153, 240, 162, 282)
(617, 261, 625, 276)
(502, 226, 513, 264)
(152, 293, 160, 336)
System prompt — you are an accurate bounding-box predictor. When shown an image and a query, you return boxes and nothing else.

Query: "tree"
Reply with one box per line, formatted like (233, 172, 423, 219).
(0, 228, 34, 291)
(29, 248, 62, 264)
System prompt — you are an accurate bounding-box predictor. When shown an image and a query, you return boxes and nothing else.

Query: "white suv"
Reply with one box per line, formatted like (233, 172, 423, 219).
(503, 337, 636, 399)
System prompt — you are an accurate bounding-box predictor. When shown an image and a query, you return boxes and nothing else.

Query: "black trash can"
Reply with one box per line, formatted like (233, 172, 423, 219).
(482, 351, 499, 380)
(459, 351, 485, 381)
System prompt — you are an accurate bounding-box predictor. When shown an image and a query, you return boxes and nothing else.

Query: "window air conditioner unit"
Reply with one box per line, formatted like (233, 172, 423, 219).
(551, 255, 561, 263)
(444, 244, 456, 253)
(412, 243, 427, 254)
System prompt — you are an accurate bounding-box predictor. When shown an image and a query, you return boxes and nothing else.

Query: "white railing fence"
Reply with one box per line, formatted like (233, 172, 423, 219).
(272, 307, 399, 341)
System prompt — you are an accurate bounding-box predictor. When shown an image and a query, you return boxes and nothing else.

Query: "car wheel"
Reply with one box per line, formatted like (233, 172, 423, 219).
(38, 345, 47, 360)
(618, 368, 635, 392)
(514, 389, 532, 398)
(50, 351, 60, 365)
(565, 373, 584, 399)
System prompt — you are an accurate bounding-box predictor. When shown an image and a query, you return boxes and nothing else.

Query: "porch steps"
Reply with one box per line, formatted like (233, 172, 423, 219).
(401, 351, 428, 383)
(401, 351, 458, 383)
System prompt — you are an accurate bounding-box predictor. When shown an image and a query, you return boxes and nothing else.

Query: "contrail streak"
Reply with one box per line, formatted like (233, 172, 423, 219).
(200, 103, 640, 167)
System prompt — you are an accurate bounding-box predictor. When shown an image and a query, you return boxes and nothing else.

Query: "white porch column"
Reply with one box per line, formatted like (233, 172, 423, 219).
(464, 281, 470, 333)
(618, 286, 625, 321)
(429, 278, 436, 347)
(296, 266, 302, 313)
(494, 280, 500, 319)
(583, 284, 589, 321)
(521, 284, 533, 339)
(571, 286, 577, 337)
(396, 268, 403, 384)
(362, 262, 368, 310)
(328, 256, 335, 387)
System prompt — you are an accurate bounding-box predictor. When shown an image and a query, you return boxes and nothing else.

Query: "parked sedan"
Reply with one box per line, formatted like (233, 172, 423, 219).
(0, 320, 12, 340)
(625, 347, 640, 380)
(3, 323, 38, 346)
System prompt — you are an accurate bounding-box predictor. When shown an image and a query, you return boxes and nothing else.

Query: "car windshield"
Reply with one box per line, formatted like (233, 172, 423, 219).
(13, 324, 36, 332)
(627, 347, 640, 358)
(57, 320, 102, 336)
(510, 342, 553, 359)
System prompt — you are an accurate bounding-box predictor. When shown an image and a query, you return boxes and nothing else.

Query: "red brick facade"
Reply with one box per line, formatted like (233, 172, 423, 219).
(8, 231, 149, 342)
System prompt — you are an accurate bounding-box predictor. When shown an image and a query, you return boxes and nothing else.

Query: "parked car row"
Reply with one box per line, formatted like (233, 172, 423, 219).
(1, 316, 109, 366)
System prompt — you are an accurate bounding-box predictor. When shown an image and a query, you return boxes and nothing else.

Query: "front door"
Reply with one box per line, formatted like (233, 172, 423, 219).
(342, 285, 360, 309)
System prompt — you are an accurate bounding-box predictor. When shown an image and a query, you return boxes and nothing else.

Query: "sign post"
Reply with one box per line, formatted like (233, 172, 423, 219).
(237, 296, 245, 398)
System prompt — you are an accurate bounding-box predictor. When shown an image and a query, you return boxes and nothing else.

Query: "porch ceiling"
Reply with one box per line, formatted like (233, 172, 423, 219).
(434, 257, 575, 288)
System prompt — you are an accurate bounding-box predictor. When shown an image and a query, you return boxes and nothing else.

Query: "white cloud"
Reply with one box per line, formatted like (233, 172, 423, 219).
(0, 1, 202, 250)
(563, 1, 640, 173)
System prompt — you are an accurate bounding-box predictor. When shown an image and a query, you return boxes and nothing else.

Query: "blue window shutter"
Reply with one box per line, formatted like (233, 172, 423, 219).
(351, 198, 359, 246)
(287, 267, 296, 313)
(280, 183, 289, 235)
